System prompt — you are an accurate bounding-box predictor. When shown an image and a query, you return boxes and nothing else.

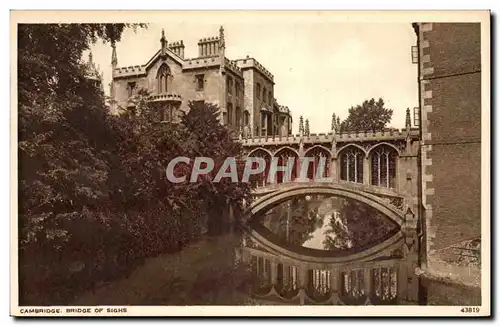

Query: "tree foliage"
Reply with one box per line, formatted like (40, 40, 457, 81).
(18, 24, 250, 305)
(340, 98, 393, 132)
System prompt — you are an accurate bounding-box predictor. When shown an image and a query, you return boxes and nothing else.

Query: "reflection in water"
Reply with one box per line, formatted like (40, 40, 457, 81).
(256, 194, 398, 252)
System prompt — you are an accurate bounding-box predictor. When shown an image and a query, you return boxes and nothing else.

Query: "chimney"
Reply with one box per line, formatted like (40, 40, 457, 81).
(197, 36, 220, 57)
(169, 40, 185, 59)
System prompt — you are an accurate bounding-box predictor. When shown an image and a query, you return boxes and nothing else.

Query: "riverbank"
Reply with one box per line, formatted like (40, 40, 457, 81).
(73, 234, 255, 305)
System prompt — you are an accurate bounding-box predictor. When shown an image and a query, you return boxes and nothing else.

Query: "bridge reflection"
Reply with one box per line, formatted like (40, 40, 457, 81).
(239, 192, 419, 305)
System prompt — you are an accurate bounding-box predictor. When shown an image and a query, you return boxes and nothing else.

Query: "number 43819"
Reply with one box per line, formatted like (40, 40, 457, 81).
(461, 307, 480, 313)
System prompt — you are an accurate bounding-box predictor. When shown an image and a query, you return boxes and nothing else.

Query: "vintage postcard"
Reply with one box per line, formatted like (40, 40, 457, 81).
(10, 10, 490, 317)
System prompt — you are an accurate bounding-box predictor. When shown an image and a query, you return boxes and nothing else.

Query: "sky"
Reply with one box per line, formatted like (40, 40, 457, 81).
(88, 14, 418, 134)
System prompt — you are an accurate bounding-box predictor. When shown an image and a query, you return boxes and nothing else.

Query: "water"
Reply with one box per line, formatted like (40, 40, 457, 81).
(252, 194, 399, 255)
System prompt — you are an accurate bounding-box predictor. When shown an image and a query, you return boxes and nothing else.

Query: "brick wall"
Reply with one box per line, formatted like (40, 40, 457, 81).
(419, 23, 482, 270)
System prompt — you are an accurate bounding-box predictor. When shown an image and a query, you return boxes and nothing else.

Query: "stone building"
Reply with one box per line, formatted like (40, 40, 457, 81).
(413, 22, 482, 305)
(107, 26, 292, 137)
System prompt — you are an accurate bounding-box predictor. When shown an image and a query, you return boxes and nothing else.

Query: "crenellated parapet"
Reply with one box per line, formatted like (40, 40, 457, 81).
(235, 57, 274, 83)
(239, 128, 420, 150)
(114, 65, 147, 78)
(183, 56, 221, 71)
(224, 58, 244, 78)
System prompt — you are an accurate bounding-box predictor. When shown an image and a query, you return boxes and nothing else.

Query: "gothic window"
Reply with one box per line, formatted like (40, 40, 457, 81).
(306, 147, 331, 181)
(371, 267, 397, 304)
(268, 90, 272, 105)
(371, 145, 397, 188)
(156, 64, 170, 94)
(340, 269, 366, 304)
(227, 76, 233, 94)
(243, 110, 250, 126)
(227, 103, 233, 126)
(235, 82, 240, 98)
(195, 74, 204, 91)
(235, 107, 241, 130)
(308, 269, 332, 296)
(263, 87, 267, 103)
(256, 83, 261, 99)
(127, 81, 136, 98)
(222, 112, 228, 125)
(340, 146, 364, 183)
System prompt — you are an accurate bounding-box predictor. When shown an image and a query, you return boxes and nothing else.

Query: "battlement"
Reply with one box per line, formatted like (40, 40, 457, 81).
(273, 98, 291, 115)
(169, 40, 185, 59)
(224, 58, 243, 78)
(114, 65, 146, 77)
(183, 57, 221, 71)
(239, 128, 420, 146)
(235, 57, 274, 83)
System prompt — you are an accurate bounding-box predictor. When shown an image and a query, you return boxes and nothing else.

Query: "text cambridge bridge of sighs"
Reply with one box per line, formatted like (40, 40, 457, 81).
(234, 111, 421, 306)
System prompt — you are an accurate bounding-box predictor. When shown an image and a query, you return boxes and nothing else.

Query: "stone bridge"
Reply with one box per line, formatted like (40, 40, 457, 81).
(235, 119, 423, 305)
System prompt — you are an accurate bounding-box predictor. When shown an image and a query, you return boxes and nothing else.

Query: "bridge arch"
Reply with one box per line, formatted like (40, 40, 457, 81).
(246, 184, 405, 227)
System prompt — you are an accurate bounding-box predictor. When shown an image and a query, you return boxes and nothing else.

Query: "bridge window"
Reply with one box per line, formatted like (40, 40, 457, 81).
(248, 149, 271, 187)
(274, 148, 299, 184)
(308, 269, 331, 295)
(371, 267, 397, 303)
(340, 147, 364, 183)
(277, 264, 298, 298)
(157, 64, 169, 94)
(339, 269, 366, 304)
(305, 147, 331, 181)
(371, 145, 397, 188)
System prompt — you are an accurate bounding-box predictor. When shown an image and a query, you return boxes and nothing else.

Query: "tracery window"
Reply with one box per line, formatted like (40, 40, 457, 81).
(340, 269, 366, 304)
(340, 146, 364, 183)
(371, 267, 397, 304)
(371, 145, 397, 188)
(227, 103, 233, 126)
(235, 107, 241, 130)
(157, 64, 169, 93)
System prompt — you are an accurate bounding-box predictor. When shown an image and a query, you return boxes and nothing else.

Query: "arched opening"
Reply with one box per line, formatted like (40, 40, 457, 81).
(247, 148, 272, 188)
(273, 148, 299, 184)
(156, 64, 169, 94)
(339, 146, 365, 184)
(235, 107, 241, 130)
(243, 110, 250, 127)
(370, 145, 398, 189)
(305, 146, 331, 181)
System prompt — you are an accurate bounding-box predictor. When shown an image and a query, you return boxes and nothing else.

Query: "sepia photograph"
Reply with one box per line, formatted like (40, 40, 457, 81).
(10, 10, 490, 317)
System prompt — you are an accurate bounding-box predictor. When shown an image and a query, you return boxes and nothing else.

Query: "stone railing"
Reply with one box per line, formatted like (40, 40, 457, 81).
(150, 93, 183, 103)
